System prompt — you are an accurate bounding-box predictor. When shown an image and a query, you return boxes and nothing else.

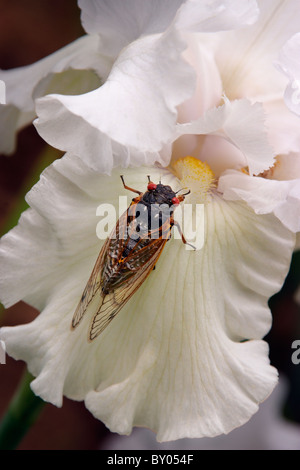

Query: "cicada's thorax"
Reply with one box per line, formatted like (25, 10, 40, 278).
(125, 184, 177, 248)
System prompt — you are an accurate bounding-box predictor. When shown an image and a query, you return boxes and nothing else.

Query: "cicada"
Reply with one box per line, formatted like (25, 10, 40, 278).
(71, 176, 193, 341)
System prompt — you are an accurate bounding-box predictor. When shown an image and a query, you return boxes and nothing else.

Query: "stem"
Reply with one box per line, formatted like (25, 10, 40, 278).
(0, 369, 45, 450)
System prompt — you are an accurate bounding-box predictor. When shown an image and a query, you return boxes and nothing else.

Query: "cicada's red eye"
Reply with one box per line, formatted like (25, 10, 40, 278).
(147, 182, 157, 191)
(172, 197, 180, 206)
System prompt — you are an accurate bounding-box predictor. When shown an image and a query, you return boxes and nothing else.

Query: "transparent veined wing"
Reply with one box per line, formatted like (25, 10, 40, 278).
(71, 202, 173, 341)
(71, 207, 129, 329)
(88, 236, 169, 341)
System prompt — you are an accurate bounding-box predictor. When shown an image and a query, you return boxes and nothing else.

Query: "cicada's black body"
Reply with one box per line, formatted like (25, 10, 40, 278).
(71, 176, 191, 341)
(126, 183, 178, 240)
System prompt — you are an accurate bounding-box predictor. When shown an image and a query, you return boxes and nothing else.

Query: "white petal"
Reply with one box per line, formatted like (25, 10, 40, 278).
(284, 79, 300, 119)
(177, 97, 275, 175)
(0, 176, 295, 440)
(103, 376, 300, 450)
(219, 170, 300, 232)
(176, 0, 259, 32)
(0, 155, 137, 308)
(34, 0, 261, 171)
(79, 0, 258, 60)
(276, 32, 300, 82)
(0, 35, 106, 154)
(269, 154, 300, 181)
(85, 197, 294, 441)
(0, 163, 172, 405)
(34, 30, 195, 172)
(276, 32, 300, 116)
(178, 37, 223, 121)
(0, 162, 97, 310)
(212, 0, 300, 100)
(79, 0, 185, 57)
(198, 135, 249, 178)
(0, 155, 173, 310)
(0, 35, 104, 112)
(263, 99, 300, 156)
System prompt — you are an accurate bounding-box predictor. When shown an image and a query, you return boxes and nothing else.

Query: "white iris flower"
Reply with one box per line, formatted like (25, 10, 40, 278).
(0, 0, 300, 442)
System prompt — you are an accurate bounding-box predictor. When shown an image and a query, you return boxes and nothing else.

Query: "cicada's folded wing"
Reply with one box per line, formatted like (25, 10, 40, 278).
(89, 236, 169, 341)
(72, 198, 174, 341)
(71, 208, 129, 330)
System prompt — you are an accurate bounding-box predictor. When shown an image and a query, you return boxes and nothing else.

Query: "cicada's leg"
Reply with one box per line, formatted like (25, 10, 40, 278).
(172, 220, 196, 250)
(120, 175, 142, 195)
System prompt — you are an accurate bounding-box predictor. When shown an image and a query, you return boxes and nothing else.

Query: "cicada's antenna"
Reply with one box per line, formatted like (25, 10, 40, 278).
(175, 188, 191, 197)
(147, 175, 151, 183)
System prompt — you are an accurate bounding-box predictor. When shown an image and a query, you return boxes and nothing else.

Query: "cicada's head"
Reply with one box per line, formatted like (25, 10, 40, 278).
(145, 180, 190, 208)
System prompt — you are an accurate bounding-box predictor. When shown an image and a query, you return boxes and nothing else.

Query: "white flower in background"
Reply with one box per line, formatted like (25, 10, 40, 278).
(1, 0, 300, 442)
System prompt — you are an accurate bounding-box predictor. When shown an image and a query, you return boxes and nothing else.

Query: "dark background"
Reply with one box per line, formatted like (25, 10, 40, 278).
(0, 0, 299, 450)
